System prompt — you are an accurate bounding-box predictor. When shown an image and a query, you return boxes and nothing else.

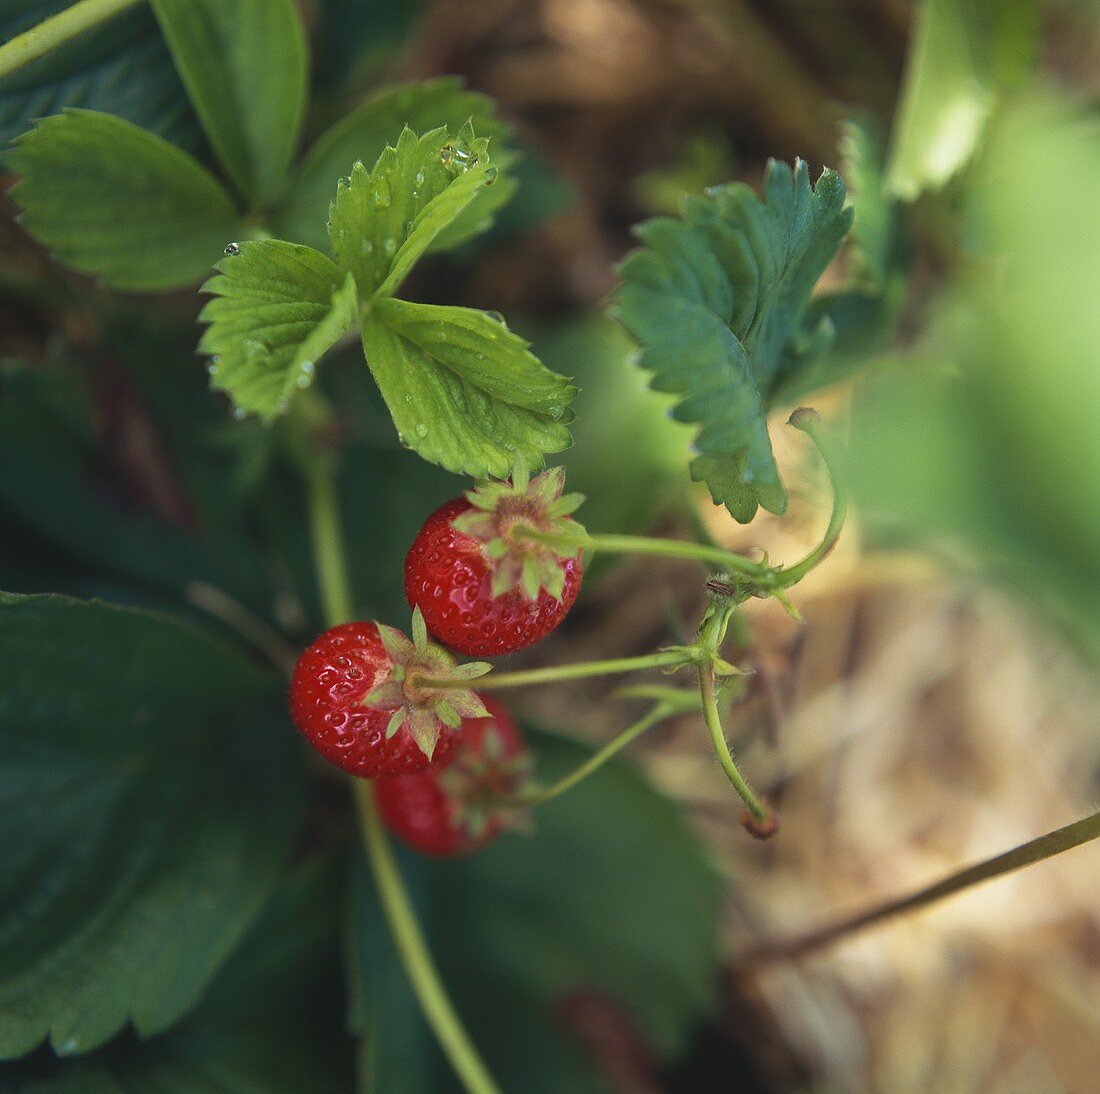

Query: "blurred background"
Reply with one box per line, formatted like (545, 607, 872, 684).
(5, 0, 1100, 1091)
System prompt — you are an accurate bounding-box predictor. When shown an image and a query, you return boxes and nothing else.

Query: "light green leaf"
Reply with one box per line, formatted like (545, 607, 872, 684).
(614, 159, 852, 522)
(199, 240, 359, 421)
(362, 297, 575, 478)
(0, 592, 302, 1060)
(151, 0, 307, 206)
(0, 1, 201, 162)
(273, 77, 517, 251)
(840, 116, 893, 288)
(348, 729, 722, 1093)
(327, 124, 500, 298)
(6, 109, 238, 291)
(885, 0, 1039, 200)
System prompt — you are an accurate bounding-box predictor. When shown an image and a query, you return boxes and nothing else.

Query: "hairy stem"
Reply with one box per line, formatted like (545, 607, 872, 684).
(0, 0, 143, 79)
(743, 809, 1100, 966)
(304, 456, 500, 1094)
(698, 661, 769, 821)
(354, 782, 502, 1094)
(516, 705, 674, 808)
(422, 649, 691, 692)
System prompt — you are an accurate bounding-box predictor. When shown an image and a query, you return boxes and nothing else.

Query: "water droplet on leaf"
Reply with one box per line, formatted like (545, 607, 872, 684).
(415, 422, 428, 438)
(224, 241, 241, 256)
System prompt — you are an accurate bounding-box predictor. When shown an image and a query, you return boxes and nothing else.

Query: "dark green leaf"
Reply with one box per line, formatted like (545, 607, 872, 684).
(273, 78, 516, 252)
(0, 860, 354, 1092)
(7, 109, 238, 291)
(327, 124, 500, 298)
(615, 160, 852, 522)
(151, 0, 307, 206)
(0, 1, 201, 162)
(0, 592, 302, 1059)
(361, 297, 575, 478)
(347, 729, 722, 1093)
(199, 240, 359, 421)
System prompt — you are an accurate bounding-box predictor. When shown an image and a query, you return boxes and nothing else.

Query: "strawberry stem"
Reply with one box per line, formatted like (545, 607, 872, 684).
(514, 704, 677, 808)
(353, 782, 503, 1094)
(304, 445, 501, 1094)
(421, 649, 693, 692)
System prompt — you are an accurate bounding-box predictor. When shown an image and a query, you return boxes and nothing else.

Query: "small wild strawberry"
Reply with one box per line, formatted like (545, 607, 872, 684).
(374, 695, 528, 856)
(289, 614, 492, 778)
(404, 465, 585, 657)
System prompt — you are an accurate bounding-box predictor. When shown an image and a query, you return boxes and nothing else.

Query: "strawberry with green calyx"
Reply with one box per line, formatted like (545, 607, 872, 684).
(404, 462, 587, 657)
(375, 695, 530, 857)
(289, 610, 492, 779)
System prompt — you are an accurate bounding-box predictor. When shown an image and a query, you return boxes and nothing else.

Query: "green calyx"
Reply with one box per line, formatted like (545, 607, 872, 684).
(438, 724, 533, 841)
(452, 462, 588, 602)
(362, 608, 492, 759)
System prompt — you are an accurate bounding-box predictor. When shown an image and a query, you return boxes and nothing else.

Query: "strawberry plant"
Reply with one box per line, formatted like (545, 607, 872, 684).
(4, 0, 1100, 1090)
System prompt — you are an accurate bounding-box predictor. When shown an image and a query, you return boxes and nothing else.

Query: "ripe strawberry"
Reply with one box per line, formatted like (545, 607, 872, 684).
(289, 615, 492, 779)
(405, 465, 585, 656)
(375, 695, 528, 856)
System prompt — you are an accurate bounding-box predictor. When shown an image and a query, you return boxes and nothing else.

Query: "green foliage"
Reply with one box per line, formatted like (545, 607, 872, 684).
(0, 0, 200, 161)
(0, 861, 353, 1092)
(326, 124, 496, 297)
(854, 92, 1100, 660)
(203, 122, 576, 475)
(151, 0, 307, 206)
(0, 592, 302, 1059)
(7, 109, 238, 291)
(199, 241, 358, 421)
(362, 299, 575, 478)
(615, 159, 852, 522)
(347, 730, 722, 1093)
(885, 0, 1039, 200)
(274, 77, 516, 252)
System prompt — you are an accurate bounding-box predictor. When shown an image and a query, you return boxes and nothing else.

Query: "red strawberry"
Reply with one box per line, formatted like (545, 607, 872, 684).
(405, 466, 585, 657)
(375, 695, 528, 856)
(289, 616, 492, 778)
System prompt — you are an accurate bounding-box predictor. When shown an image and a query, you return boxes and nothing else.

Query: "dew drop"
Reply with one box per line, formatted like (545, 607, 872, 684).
(383, 237, 396, 257)
(233, 406, 247, 421)
(415, 422, 428, 438)
(486, 310, 506, 326)
(484, 166, 498, 186)
(206, 362, 218, 376)
(372, 181, 391, 209)
(337, 175, 350, 190)
(414, 170, 425, 185)
(224, 241, 241, 256)
(361, 239, 373, 254)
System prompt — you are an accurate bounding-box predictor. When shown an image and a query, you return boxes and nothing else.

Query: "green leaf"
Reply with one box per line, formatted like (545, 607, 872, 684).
(151, 0, 307, 206)
(839, 116, 893, 288)
(0, 860, 354, 1092)
(272, 77, 517, 252)
(0, 592, 302, 1059)
(199, 240, 359, 421)
(614, 159, 852, 522)
(0, 1, 201, 161)
(348, 729, 722, 1093)
(885, 0, 1039, 200)
(327, 124, 501, 299)
(7, 109, 238, 291)
(361, 297, 575, 478)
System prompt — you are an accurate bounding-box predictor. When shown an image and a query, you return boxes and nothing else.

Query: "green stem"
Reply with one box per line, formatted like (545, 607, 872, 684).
(353, 782, 502, 1094)
(304, 456, 500, 1094)
(306, 460, 353, 627)
(0, 0, 143, 79)
(698, 661, 769, 821)
(423, 649, 691, 692)
(587, 532, 773, 581)
(516, 705, 674, 807)
(744, 808, 1100, 966)
(777, 410, 848, 589)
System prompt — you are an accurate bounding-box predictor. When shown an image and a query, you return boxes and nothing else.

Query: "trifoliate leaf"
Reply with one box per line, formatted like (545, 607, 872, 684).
(151, 0, 307, 206)
(615, 159, 852, 522)
(273, 77, 517, 251)
(327, 123, 500, 298)
(6, 109, 238, 291)
(198, 240, 358, 421)
(361, 297, 575, 478)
